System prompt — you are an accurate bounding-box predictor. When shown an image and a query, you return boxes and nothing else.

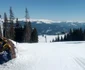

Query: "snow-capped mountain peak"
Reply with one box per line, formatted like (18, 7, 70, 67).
(18, 18, 62, 24)
(18, 18, 85, 24)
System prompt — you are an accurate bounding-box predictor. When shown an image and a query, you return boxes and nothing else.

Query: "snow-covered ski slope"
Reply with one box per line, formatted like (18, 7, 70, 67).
(0, 36, 85, 70)
(38, 35, 65, 43)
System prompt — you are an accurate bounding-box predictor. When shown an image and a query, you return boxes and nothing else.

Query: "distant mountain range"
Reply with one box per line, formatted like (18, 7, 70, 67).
(1, 19, 85, 35)
(18, 19, 85, 35)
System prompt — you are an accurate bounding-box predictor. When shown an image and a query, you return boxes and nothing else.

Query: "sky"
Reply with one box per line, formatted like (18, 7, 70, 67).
(0, 0, 85, 21)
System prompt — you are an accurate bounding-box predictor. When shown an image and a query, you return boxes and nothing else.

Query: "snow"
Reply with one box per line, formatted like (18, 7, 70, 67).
(1, 18, 85, 24)
(0, 36, 85, 70)
(38, 35, 64, 42)
(18, 18, 61, 24)
(17, 18, 85, 24)
(0, 18, 3, 37)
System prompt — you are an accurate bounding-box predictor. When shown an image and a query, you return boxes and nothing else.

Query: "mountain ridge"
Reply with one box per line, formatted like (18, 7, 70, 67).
(1, 18, 85, 35)
(18, 18, 85, 24)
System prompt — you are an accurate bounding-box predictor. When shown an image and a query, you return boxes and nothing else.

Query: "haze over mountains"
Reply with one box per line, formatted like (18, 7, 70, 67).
(1, 18, 85, 35)
(17, 19, 85, 35)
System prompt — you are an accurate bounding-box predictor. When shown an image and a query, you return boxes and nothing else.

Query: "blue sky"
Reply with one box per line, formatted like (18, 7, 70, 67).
(0, 0, 85, 21)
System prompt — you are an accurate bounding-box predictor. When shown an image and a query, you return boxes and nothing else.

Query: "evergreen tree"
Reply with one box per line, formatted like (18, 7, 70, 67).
(3, 12, 8, 38)
(24, 8, 32, 42)
(64, 34, 67, 41)
(15, 18, 24, 42)
(63, 28, 84, 41)
(61, 36, 63, 41)
(9, 7, 15, 40)
(79, 28, 83, 40)
(15, 18, 20, 28)
(57, 34, 60, 41)
(24, 21, 32, 42)
(52, 39, 55, 42)
(84, 30, 85, 40)
(0, 26, 2, 37)
(9, 7, 14, 22)
(25, 8, 30, 22)
(31, 28, 38, 43)
(52, 28, 84, 42)
(69, 29, 72, 40)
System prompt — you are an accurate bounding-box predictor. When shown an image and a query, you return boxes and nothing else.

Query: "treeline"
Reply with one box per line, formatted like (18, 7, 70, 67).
(52, 28, 85, 42)
(0, 7, 38, 43)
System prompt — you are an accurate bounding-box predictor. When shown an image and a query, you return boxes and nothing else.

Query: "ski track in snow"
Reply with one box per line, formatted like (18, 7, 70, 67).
(0, 41, 85, 70)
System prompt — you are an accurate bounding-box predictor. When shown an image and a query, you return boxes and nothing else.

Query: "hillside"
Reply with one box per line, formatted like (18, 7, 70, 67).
(1, 19, 85, 35)
(0, 36, 85, 70)
(18, 19, 85, 35)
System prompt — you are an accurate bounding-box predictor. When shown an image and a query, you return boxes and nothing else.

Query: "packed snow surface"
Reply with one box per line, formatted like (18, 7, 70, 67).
(0, 36, 85, 70)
